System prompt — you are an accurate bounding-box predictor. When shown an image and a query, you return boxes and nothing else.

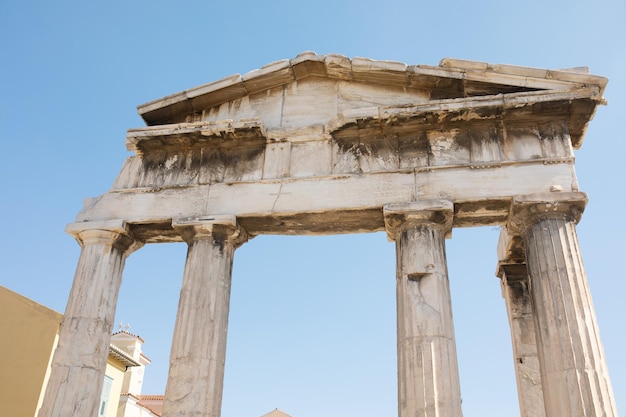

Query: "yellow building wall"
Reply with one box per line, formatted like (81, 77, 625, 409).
(105, 359, 127, 417)
(0, 286, 62, 417)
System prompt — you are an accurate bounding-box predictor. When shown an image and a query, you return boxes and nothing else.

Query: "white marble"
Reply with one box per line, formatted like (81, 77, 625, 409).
(161, 219, 247, 417)
(385, 202, 462, 417)
(38, 224, 141, 417)
(45, 54, 616, 417)
(499, 265, 546, 417)
(513, 193, 618, 417)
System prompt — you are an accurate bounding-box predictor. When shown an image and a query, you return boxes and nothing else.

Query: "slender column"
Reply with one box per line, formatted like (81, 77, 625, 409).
(39, 221, 142, 417)
(162, 216, 248, 417)
(497, 263, 546, 417)
(496, 227, 545, 417)
(384, 201, 462, 417)
(510, 192, 617, 417)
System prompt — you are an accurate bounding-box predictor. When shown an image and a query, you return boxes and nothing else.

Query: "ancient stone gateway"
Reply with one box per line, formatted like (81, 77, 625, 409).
(40, 52, 618, 417)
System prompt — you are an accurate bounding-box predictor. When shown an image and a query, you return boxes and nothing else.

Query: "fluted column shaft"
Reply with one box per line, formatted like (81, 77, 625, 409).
(39, 221, 141, 417)
(498, 264, 546, 417)
(385, 201, 462, 417)
(512, 192, 617, 417)
(162, 217, 247, 417)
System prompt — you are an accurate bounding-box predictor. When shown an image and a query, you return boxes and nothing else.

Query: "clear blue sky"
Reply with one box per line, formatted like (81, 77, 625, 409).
(1, 1, 624, 416)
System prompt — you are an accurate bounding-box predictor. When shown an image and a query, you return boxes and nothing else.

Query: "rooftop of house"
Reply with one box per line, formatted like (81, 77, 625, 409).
(260, 408, 293, 417)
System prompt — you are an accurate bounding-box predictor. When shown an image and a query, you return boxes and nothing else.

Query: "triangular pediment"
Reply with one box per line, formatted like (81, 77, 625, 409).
(132, 53, 607, 152)
(138, 51, 607, 124)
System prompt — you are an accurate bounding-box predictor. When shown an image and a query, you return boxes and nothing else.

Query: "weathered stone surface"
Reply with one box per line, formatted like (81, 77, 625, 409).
(77, 56, 601, 237)
(44, 53, 616, 417)
(38, 223, 141, 417)
(384, 202, 462, 417)
(498, 263, 546, 417)
(162, 218, 247, 417)
(510, 193, 617, 417)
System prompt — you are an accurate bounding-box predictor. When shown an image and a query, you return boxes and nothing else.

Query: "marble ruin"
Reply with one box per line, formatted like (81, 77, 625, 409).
(39, 52, 617, 417)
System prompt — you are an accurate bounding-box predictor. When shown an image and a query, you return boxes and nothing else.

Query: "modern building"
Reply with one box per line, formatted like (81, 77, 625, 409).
(0, 286, 63, 417)
(0, 286, 160, 417)
(111, 330, 161, 417)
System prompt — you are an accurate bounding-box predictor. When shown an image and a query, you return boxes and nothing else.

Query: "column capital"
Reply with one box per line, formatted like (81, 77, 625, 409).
(65, 220, 143, 254)
(172, 215, 248, 247)
(383, 200, 453, 241)
(507, 191, 587, 234)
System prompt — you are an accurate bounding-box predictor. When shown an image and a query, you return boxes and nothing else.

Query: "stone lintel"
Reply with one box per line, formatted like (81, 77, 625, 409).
(172, 215, 248, 246)
(129, 88, 598, 157)
(497, 262, 528, 281)
(496, 224, 529, 298)
(508, 191, 587, 235)
(498, 263, 531, 312)
(496, 226, 527, 279)
(497, 226, 519, 262)
(329, 88, 601, 149)
(383, 200, 453, 241)
(125, 119, 267, 154)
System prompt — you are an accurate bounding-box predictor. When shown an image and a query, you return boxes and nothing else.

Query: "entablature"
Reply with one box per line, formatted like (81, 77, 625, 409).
(117, 109, 576, 194)
(71, 54, 607, 244)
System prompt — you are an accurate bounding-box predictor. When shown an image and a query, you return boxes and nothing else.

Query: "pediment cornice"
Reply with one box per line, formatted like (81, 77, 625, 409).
(137, 52, 607, 135)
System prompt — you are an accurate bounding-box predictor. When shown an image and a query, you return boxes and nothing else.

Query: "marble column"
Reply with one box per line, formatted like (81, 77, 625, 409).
(162, 216, 248, 417)
(496, 227, 545, 417)
(497, 262, 546, 417)
(384, 201, 462, 417)
(39, 220, 142, 417)
(510, 192, 617, 417)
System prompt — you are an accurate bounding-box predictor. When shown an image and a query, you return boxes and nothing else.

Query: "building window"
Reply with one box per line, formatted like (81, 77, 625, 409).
(99, 375, 113, 417)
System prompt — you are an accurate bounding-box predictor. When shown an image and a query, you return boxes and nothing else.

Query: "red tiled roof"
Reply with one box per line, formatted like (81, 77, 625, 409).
(120, 393, 164, 416)
(138, 395, 164, 401)
(112, 329, 145, 343)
